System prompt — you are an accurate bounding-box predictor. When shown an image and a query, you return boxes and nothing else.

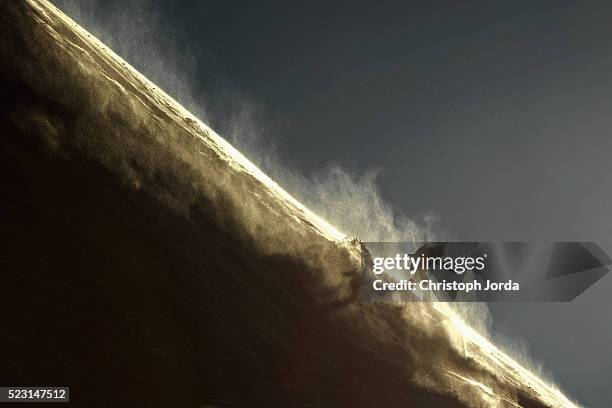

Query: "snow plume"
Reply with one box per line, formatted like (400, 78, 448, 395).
(52, 0, 440, 244)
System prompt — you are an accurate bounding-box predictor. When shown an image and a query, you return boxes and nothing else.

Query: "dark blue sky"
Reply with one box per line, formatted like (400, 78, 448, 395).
(56, 1, 612, 405)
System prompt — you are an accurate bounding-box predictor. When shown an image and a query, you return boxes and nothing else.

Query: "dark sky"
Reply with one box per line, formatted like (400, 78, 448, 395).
(56, 0, 612, 405)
